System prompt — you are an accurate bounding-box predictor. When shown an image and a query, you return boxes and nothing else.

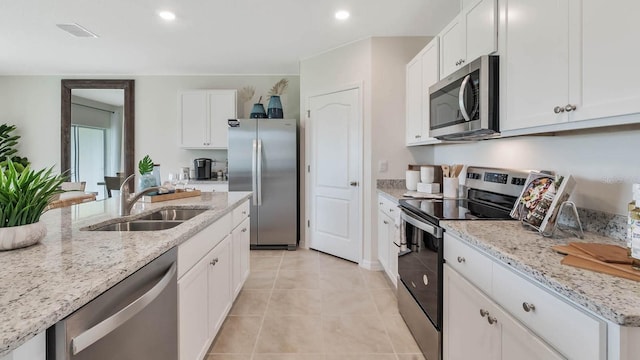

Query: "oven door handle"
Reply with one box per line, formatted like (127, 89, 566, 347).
(401, 211, 443, 238)
(458, 74, 472, 121)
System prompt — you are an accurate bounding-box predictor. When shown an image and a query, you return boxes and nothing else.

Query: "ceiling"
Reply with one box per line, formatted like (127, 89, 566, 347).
(0, 0, 459, 75)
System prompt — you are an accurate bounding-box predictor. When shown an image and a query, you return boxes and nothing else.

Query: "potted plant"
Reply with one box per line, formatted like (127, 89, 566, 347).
(0, 160, 65, 250)
(138, 155, 156, 191)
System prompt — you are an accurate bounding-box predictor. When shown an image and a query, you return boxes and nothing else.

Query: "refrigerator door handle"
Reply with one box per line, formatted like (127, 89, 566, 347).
(257, 138, 263, 206)
(252, 139, 258, 206)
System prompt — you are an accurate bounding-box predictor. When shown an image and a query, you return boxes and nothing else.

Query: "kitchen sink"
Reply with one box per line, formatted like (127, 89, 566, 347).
(91, 220, 184, 231)
(136, 208, 207, 221)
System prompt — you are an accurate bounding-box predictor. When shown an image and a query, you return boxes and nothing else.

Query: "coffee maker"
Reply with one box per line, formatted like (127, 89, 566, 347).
(193, 158, 212, 180)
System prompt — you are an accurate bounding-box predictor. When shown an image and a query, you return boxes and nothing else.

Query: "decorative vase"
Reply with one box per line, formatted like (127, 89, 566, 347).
(250, 103, 267, 118)
(267, 95, 284, 119)
(138, 173, 157, 192)
(0, 222, 47, 251)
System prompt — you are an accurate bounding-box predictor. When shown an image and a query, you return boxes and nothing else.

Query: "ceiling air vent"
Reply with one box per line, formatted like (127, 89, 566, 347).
(56, 23, 99, 38)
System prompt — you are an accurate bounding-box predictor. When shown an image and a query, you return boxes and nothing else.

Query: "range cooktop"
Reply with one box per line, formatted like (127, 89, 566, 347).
(399, 198, 513, 224)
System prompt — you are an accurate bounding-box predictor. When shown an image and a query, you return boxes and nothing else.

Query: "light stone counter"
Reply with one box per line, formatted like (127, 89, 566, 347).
(441, 220, 640, 326)
(0, 191, 251, 356)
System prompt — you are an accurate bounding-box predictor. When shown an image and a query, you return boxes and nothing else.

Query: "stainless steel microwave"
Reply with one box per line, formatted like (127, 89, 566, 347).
(429, 55, 499, 140)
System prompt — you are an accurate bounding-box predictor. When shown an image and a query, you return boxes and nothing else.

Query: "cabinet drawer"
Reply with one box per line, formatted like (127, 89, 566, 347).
(232, 200, 250, 229)
(377, 195, 399, 220)
(178, 213, 232, 279)
(443, 234, 492, 295)
(492, 263, 606, 360)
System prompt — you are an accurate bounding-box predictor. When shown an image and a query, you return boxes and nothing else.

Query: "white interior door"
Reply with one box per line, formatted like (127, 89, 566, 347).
(308, 88, 361, 263)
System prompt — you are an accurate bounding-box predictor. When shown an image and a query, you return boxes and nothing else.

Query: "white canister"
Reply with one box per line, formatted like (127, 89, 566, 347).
(443, 177, 459, 198)
(420, 166, 435, 183)
(406, 170, 420, 191)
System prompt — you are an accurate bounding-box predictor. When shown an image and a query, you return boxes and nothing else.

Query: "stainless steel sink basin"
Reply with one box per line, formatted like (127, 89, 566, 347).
(92, 220, 184, 231)
(136, 209, 207, 221)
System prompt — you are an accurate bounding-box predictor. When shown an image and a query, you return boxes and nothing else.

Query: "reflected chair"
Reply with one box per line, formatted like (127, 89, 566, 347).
(104, 176, 125, 198)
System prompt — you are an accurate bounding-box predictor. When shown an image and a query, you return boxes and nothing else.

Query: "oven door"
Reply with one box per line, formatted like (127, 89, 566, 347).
(398, 209, 443, 360)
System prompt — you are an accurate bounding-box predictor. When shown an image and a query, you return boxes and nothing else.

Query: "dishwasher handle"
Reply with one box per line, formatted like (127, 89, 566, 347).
(71, 262, 177, 355)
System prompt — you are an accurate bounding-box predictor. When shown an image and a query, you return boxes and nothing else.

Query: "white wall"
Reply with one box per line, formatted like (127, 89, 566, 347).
(300, 37, 430, 265)
(0, 75, 300, 178)
(424, 125, 640, 215)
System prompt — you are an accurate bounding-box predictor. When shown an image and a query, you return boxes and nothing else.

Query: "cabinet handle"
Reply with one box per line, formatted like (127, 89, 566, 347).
(241, 228, 247, 232)
(565, 104, 577, 112)
(415, 134, 421, 139)
(522, 302, 536, 312)
(383, 220, 389, 225)
(553, 106, 565, 114)
(389, 208, 394, 212)
(479, 309, 489, 317)
(210, 258, 219, 266)
(487, 315, 498, 325)
(242, 210, 247, 215)
(457, 256, 466, 263)
(455, 60, 460, 66)
(379, 202, 384, 205)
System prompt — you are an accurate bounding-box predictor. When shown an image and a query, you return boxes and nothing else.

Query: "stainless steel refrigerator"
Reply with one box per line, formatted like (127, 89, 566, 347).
(228, 119, 298, 249)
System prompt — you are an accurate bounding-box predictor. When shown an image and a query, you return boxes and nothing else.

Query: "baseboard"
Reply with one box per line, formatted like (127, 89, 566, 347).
(359, 259, 383, 271)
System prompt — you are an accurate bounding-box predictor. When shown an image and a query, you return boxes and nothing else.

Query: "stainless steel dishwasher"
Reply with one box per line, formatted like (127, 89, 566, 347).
(47, 248, 177, 360)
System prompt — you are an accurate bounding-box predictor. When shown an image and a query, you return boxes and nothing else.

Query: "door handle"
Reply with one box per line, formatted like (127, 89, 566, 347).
(257, 138, 263, 206)
(71, 262, 177, 355)
(458, 74, 472, 121)
(252, 139, 258, 206)
(350, 181, 358, 187)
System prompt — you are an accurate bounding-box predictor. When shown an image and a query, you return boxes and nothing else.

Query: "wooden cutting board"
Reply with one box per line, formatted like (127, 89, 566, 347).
(141, 190, 201, 203)
(568, 242, 632, 264)
(552, 245, 640, 281)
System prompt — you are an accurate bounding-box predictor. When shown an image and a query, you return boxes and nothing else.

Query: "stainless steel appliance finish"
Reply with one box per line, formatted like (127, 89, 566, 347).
(194, 158, 212, 180)
(429, 55, 499, 140)
(228, 119, 298, 249)
(47, 248, 178, 360)
(397, 167, 529, 360)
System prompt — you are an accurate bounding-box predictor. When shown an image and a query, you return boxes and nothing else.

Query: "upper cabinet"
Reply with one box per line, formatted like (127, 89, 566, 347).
(406, 38, 440, 146)
(500, 1, 640, 134)
(179, 90, 237, 149)
(439, 0, 497, 79)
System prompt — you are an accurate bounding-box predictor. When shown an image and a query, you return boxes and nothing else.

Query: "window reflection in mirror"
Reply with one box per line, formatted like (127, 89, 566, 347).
(70, 89, 124, 200)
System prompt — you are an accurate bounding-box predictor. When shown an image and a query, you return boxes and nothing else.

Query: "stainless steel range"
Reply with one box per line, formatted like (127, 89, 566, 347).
(397, 166, 530, 360)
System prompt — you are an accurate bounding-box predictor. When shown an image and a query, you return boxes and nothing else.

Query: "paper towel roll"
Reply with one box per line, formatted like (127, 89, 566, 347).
(420, 166, 434, 183)
(406, 170, 420, 191)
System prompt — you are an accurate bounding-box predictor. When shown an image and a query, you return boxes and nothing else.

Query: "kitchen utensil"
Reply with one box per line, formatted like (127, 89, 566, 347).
(443, 177, 458, 198)
(420, 166, 435, 183)
(552, 245, 640, 280)
(441, 165, 450, 178)
(405, 170, 420, 191)
(569, 242, 632, 264)
(451, 164, 463, 178)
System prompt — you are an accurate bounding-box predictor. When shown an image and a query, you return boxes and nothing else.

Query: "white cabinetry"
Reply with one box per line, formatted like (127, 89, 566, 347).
(406, 38, 439, 146)
(207, 238, 231, 338)
(439, 0, 497, 78)
(231, 200, 250, 299)
(179, 90, 237, 149)
(377, 195, 399, 287)
(444, 265, 564, 360)
(0, 333, 45, 360)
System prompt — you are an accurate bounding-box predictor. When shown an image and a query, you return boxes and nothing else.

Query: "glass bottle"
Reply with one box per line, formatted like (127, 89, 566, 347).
(628, 184, 640, 256)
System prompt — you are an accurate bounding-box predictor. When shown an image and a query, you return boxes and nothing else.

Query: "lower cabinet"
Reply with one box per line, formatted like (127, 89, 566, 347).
(231, 217, 250, 299)
(0, 333, 46, 360)
(444, 265, 563, 360)
(377, 195, 399, 287)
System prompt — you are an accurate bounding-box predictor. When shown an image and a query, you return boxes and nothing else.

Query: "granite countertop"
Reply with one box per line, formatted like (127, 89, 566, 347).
(442, 220, 640, 326)
(0, 191, 251, 356)
(189, 179, 228, 184)
(377, 187, 409, 203)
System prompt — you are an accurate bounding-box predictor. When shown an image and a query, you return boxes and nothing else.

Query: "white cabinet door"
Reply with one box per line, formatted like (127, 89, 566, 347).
(406, 55, 423, 144)
(377, 210, 391, 271)
(420, 38, 439, 141)
(444, 265, 501, 360)
(208, 236, 232, 338)
(209, 91, 237, 148)
(231, 217, 250, 299)
(178, 254, 210, 360)
(440, 17, 465, 79)
(179, 91, 208, 148)
(0, 333, 46, 360)
(240, 217, 251, 284)
(500, 306, 565, 360)
(387, 221, 399, 287)
(576, 1, 640, 122)
(502, 0, 570, 131)
(465, 0, 497, 63)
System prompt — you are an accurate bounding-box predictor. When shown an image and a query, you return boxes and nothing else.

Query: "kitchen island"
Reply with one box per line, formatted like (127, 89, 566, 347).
(0, 191, 251, 357)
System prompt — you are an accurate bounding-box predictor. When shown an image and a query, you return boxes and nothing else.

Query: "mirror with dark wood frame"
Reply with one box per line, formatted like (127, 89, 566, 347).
(61, 80, 135, 193)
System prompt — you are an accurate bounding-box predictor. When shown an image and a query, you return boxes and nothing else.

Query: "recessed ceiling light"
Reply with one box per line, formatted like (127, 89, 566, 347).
(335, 10, 350, 20)
(158, 11, 176, 21)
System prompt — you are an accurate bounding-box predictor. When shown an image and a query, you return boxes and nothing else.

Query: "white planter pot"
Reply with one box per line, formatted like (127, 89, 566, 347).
(0, 222, 47, 251)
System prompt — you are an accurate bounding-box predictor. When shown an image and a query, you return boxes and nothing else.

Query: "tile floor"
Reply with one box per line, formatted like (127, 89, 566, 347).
(206, 248, 425, 360)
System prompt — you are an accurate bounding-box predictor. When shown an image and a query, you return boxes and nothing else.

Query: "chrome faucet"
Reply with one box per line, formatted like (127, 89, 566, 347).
(118, 174, 167, 216)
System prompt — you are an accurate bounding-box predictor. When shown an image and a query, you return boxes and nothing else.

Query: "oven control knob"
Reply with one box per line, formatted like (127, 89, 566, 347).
(423, 274, 429, 286)
(457, 256, 466, 263)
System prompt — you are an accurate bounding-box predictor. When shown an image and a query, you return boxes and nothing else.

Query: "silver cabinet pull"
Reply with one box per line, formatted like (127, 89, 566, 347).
(487, 315, 498, 325)
(242, 210, 247, 215)
(457, 256, 466, 263)
(479, 309, 489, 317)
(415, 134, 421, 138)
(241, 228, 247, 232)
(210, 258, 219, 266)
(379, 202, 384, 205)
(522, 302, 536, 312)
(350, 181, 359, 187)
(383, 220, 389, 225)
(553, 106, 565, 114)
(565, 104, 577, 112)
(71, 262, 177, 355)
(389, 208, 394, 212)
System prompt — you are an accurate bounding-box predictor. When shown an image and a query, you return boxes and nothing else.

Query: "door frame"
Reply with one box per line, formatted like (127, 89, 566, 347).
(304, 82, 364, 263)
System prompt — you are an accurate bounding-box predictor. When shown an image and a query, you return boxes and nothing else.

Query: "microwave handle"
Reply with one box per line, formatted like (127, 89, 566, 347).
(458, 74, 471, 121)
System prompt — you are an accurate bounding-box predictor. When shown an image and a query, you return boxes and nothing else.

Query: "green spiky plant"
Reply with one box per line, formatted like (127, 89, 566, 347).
(0, 160, 65, 228)
(138, 155, 154, 175)
(0, 124, 30, 173)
